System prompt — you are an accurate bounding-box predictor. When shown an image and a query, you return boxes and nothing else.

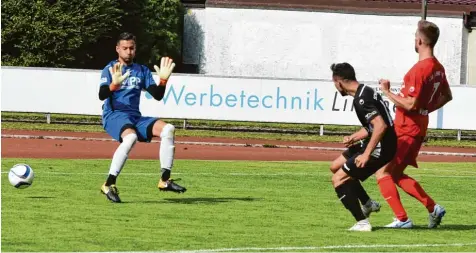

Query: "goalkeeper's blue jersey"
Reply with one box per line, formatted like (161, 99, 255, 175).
(99, 60, 156, 117)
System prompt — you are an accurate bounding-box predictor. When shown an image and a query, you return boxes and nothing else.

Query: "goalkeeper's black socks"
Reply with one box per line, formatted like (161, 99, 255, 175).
(105, 174, 117, 186)
(161, 168, 171, 181)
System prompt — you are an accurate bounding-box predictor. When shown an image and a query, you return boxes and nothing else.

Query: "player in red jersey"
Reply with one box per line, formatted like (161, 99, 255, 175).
(375, 20, 453, 228)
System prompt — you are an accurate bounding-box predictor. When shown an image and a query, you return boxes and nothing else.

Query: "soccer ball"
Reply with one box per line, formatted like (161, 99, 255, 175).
(8, 164, 35, 189)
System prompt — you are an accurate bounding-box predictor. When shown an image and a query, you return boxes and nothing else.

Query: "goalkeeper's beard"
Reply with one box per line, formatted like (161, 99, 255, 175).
(120, 56, 133, 65)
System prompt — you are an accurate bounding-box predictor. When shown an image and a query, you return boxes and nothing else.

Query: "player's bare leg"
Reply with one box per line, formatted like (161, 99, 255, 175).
(330, 155, 347, 174)
(330, 155, 380, 217)
(391, 166, 445, 228)
(101, 128, 138, 203)
(152, 120, 186, 193)
(332, 169, 372, 232)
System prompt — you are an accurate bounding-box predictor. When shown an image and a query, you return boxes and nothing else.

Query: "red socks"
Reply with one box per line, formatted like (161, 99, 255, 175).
(397, 174, 436, 213)
(378, 175, 408, 221)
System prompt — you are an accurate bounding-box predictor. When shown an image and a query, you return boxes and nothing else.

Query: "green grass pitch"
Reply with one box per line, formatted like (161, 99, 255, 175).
(2, 158, 476, 252)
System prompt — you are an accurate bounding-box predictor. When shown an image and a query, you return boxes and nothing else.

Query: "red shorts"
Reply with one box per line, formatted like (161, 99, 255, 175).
(394, 135, 424, 169)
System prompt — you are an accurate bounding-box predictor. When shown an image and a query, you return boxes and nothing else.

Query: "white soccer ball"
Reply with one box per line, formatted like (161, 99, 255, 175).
(8, 164, 35, 189)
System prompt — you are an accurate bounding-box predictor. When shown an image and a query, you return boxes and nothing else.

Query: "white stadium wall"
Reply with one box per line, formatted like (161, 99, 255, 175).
(183, 7, 466, 86)
(2, 67, 476, 131)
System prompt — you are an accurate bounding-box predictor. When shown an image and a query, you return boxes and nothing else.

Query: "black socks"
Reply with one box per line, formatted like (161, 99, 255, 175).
(335, 180, 366, 221)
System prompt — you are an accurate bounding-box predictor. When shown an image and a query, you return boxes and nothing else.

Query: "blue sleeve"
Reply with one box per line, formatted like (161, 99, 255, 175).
(100, 65, 111, 87)
(143, 66, 156, 89)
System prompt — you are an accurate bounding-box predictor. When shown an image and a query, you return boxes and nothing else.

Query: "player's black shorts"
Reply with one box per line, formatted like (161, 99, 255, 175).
(341, 141, 396, 181)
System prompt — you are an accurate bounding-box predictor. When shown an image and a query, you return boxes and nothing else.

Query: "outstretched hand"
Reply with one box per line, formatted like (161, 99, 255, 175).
(154, 57, 176, 86)
(109, 63, 130, 91)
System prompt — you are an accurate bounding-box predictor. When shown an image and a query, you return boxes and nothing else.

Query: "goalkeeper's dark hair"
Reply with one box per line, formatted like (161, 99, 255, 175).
(330, 62, 356, 81)
(117, 32, 136, 44)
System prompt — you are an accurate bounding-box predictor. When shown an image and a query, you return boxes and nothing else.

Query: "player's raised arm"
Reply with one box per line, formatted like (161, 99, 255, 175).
(154, 56, 176, 86)
(98, 62, 130, 101)
(146, 57, 176, 101)
(109, 62, 131, 90)
(379, 79, 419, 111)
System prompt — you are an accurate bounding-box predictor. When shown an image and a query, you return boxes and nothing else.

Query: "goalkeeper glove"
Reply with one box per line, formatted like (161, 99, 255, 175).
(108, 63, 131, 91)
(154, 57, 176, 86)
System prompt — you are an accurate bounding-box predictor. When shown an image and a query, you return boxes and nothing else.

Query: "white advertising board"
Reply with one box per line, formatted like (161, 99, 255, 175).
(2, 67, 474, 130)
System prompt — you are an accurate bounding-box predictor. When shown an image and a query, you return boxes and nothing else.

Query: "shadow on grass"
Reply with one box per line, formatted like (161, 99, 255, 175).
(123, 197, 261, 205)
(161, 197, 261, 204)
(373, 224, 476, 231)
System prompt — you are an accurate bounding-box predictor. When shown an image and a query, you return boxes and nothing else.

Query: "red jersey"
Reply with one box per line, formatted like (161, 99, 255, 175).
(394, 57, 449, 137)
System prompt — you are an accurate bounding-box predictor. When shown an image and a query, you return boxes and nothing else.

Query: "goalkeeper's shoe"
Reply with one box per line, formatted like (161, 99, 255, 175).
(158, 179, 187, 193)
(101, 184, 121, 203)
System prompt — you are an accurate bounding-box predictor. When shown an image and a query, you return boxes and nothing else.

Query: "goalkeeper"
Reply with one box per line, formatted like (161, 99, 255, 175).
(98, 32, 186, 203)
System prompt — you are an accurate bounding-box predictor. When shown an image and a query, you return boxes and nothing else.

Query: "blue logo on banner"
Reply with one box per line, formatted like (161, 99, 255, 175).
(145, 84, 324, 111)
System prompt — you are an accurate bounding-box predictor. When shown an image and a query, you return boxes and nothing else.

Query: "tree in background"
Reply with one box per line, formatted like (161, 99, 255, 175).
(137, 0, 184, 70)
(1, 0, 122, 68)
(1, 0, 184, 70)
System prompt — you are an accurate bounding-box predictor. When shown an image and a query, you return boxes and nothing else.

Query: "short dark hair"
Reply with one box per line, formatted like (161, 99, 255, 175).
(117, 32, 136, 44)
(330, 62, 356, 81)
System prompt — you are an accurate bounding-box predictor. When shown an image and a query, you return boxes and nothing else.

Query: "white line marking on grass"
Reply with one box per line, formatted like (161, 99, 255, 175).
(3, 134, 476, 157)
(10, 242, 476, 253)
(418, 168, 476, 174)
(163, 242, 476, 252)
(415, 175, 476, 178)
